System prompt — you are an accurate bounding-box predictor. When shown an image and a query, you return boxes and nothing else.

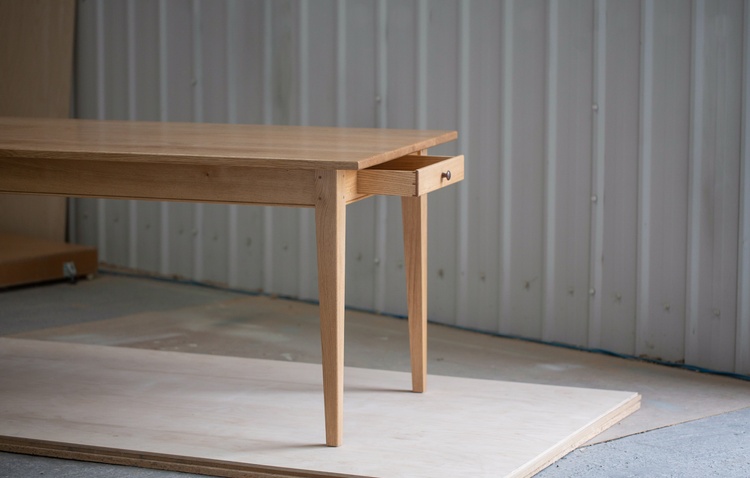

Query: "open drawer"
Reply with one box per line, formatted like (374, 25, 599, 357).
(357, 154, 464, 197)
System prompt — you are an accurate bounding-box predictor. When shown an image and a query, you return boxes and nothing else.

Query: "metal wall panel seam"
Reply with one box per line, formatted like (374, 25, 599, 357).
(95, 0, 106, 121)
(499, 0, 514, 334)
(67, 0, 82, 243)
(227, 204, 239, 288)
(101, 0, 130, 267)
(126, 0, 137, 120)
(95, 0, 107, 262)
(69, 0, 93, 246)
(158, 0, 169, 120)
(128, 201, 137, 268)
(715, 0, 744, 372)
(191, 0, 204, 281)
(336, 0, 346, 126)
(262, 207, 274, 293)
(542, 0, 559, 342)
(455, 0, 470, 326)
(295, 0, 307, 117)
(588, 0, 607, 349)
(263, 0, 274, 294)
(227, 0, 239, 125)
(376, 0, 387, 130)
(373, 199, 387, 312)
(191, 0, 203, 121)
(158, 0, 170, 276)
(227, 0, 240, 289)
(194, 204, 204, 280)
(127, 0, 138, 270)
(67, 197, 77, 244)
(686, 0, 705, 364)
(417, 0, 427, 130)
(374, 0, 388, 313)
(298, 0, 313, 300)
(159, 202, 169, 275)
(598, 0, 641, 354)
(737, 0, 750, 374)
(373, 197, 388, 310)
(635, 0, 654, 358)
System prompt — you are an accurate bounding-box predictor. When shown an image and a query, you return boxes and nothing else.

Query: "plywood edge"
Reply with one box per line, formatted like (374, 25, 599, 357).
(0, 436, 370, 478)
(511, 392, 642, 478)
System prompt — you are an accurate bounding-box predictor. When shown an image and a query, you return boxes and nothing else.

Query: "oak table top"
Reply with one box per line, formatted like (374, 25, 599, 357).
(0, 117, 457, 170)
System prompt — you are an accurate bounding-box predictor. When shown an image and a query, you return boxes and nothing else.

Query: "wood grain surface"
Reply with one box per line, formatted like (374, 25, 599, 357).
(402, 195, 428, 392)
(358, 155, 464, 197)
(314, 171, 347, 446)
(0, 338, 640, 478)
(0, 157, 318, 207)
(0, 117, 457, 170)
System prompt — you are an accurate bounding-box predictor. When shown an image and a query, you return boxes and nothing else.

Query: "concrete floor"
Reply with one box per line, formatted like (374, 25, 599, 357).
(538, 406, 750, 477)
(1, 273, 749, 477)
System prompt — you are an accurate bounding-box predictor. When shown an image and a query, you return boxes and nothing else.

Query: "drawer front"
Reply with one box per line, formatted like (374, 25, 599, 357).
(357, 154, 464, 197)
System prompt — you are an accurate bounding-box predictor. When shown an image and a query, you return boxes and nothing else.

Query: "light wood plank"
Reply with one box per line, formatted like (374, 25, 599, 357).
(402, 195, 427, 392)
(0, 117, 456, 171)
(0, 338, 640, 478)
(314, 170, 346, 446)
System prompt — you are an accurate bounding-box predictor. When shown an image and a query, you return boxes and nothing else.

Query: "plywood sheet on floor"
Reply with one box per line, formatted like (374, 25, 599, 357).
(9, 279, 749, 446)
(0, 338, 639, 478)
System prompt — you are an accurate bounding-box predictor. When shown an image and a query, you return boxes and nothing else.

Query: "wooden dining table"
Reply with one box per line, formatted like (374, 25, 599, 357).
(0, 117, 464, 446)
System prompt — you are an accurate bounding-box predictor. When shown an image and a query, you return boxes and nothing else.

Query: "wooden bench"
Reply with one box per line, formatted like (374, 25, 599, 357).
(0, 117, 464, 446)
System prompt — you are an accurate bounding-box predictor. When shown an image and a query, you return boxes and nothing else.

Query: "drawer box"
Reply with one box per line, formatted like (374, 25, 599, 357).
(357, 154, 464, 197)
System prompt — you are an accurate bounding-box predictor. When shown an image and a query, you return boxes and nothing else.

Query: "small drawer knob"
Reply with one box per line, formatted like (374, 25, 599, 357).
(442, 170, 452, 181)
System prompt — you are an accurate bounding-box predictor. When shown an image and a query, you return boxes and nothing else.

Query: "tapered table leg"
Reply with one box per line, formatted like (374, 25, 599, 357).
(402, 195, 427, 393)
(315, 170, 346, 446)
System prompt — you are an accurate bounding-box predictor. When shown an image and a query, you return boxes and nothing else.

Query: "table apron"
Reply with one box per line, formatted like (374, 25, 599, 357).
(0, 157, 360, 207)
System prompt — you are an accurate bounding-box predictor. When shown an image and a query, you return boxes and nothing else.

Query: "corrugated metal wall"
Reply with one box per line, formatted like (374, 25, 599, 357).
(71, 0, 750, 375)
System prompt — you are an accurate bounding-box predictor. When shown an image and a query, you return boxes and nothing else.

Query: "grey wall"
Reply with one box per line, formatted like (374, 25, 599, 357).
(71, 0, 750, 375)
